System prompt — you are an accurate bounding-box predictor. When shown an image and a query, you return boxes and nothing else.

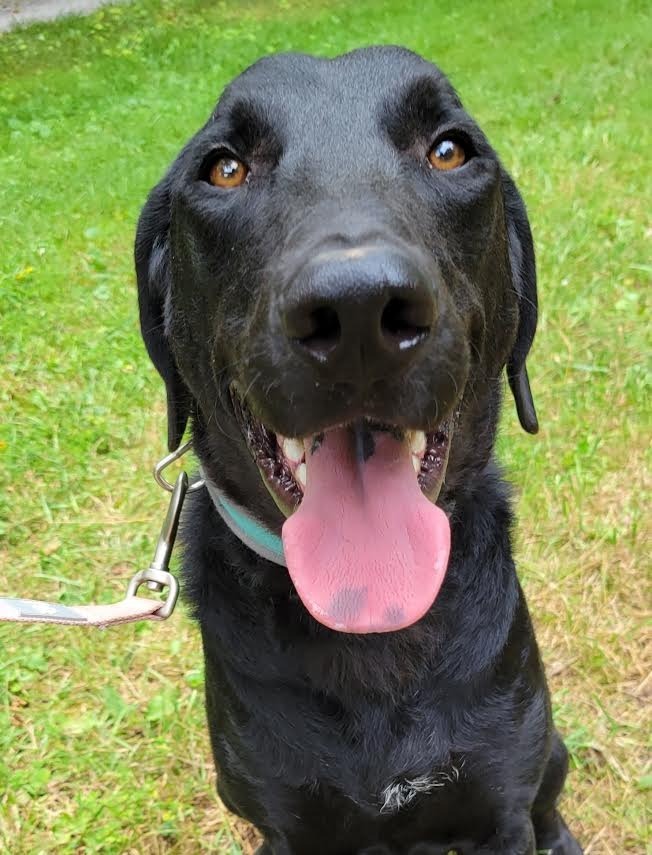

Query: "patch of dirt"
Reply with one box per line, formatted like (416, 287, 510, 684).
(0, 0, 125, 32)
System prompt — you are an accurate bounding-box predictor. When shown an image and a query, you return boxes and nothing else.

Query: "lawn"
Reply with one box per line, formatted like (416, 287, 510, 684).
(0, 0, 649, 852)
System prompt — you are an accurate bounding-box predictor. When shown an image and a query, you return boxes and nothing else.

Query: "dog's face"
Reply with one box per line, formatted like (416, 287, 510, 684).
(136, 47, 538, 633)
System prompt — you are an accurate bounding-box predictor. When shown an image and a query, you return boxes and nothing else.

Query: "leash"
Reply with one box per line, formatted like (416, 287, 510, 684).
(0, 441, 287, 628)
(0, 447, 194, 628)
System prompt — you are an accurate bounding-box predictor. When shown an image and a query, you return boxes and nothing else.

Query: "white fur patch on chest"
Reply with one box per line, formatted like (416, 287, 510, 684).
(379, 765, 462, 814)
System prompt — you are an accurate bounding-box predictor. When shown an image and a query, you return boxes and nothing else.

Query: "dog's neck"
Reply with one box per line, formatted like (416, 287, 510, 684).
(200, 469, 287, 566)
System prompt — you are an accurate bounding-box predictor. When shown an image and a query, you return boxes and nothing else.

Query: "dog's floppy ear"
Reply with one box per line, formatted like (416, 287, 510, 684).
(502, 172, 539, 434)
(135, 180, 191, 451)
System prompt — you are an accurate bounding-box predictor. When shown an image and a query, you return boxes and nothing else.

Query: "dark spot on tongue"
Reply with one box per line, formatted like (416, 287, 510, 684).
(329, 587, 367, 623)
(383, 605, 405, 625)
(310, 433, 325, 455)
(353, 422, 376, 462)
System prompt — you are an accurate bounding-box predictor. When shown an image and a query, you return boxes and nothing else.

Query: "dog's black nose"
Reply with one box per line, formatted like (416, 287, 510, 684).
(282, 247, 435, 385)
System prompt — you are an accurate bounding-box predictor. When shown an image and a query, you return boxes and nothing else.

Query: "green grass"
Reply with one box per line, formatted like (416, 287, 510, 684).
(1, 0, 650, 851)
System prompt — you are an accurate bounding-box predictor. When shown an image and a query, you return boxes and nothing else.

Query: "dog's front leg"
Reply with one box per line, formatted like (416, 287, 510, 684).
(474, 814, 536, 855)
(255, 836, 296, 855)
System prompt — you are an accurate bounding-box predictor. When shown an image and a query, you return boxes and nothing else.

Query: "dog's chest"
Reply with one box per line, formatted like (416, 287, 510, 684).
(301, 702, 464, 814)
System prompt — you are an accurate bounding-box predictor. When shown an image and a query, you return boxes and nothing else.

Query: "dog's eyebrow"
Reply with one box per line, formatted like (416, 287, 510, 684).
(212, 98, 281, 155)
(381, 75, 463, 150)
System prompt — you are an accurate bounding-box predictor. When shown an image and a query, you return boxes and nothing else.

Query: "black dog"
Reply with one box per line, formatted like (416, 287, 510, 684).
(135, 47, 582, 855)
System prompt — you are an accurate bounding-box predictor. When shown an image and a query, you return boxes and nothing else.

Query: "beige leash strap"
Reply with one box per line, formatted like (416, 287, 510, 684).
(0, 595, 165, 627)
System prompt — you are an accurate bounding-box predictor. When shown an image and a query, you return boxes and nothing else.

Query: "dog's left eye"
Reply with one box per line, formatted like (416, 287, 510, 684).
(427, 138, 467, 171)
(208, 156, 249, 188)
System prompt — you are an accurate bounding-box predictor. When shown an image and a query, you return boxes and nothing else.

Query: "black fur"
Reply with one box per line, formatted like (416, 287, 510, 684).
(135, 47, 581, 854)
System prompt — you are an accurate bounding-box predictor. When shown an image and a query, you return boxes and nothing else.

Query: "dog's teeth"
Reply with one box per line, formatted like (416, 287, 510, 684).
(410, 430, 426, 456)
(296, 462, 307, 488)
(282, 437, 304, 463)
(412, 455, 421, 474)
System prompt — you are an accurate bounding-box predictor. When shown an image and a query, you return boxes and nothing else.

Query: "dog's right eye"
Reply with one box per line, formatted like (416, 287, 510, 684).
(208, 156, 249, 189)
(427, 138, 467, 171)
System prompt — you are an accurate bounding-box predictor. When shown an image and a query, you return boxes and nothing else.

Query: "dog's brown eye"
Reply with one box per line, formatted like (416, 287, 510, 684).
(209, 156, 248, 188)
(427, 139, 466, 171)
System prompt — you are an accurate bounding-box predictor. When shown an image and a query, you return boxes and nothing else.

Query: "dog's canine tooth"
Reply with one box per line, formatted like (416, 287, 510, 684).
(412, 455, 421, 474)
(296, 462, 307, 488)
(409, 430, 426, 456)
(283, 437, 304, 463)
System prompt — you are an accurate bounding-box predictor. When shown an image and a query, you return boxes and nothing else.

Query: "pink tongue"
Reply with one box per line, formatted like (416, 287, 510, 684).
(281, 428, 451, 634)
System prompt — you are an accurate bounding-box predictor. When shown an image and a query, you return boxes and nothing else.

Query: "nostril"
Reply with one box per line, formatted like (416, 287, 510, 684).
(292, 305, 341, 361)
(381, 296, 432, 351)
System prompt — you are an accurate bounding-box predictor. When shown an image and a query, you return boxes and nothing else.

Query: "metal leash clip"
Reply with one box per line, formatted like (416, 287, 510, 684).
(125, 470, 188, 619)
(153, 440, 205, 494)
(0, 445, 196, 627)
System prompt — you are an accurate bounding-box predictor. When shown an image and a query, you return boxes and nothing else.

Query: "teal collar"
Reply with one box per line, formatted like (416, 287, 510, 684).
(200, 469, 287, 567)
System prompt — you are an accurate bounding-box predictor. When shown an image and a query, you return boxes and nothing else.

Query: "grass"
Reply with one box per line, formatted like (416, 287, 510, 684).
(0, 0, 649, 851)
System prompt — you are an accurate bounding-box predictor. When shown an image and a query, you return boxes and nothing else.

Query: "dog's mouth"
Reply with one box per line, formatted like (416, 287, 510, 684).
(231, 391, 455, 511)
(230, 387, 454, 634)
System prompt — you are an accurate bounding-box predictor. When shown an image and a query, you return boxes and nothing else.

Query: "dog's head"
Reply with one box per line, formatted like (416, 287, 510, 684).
(136, 47, 538, 633)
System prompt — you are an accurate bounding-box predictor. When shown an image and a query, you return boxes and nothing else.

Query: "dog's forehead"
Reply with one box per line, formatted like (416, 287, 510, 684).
(213, 47, 459, 138)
